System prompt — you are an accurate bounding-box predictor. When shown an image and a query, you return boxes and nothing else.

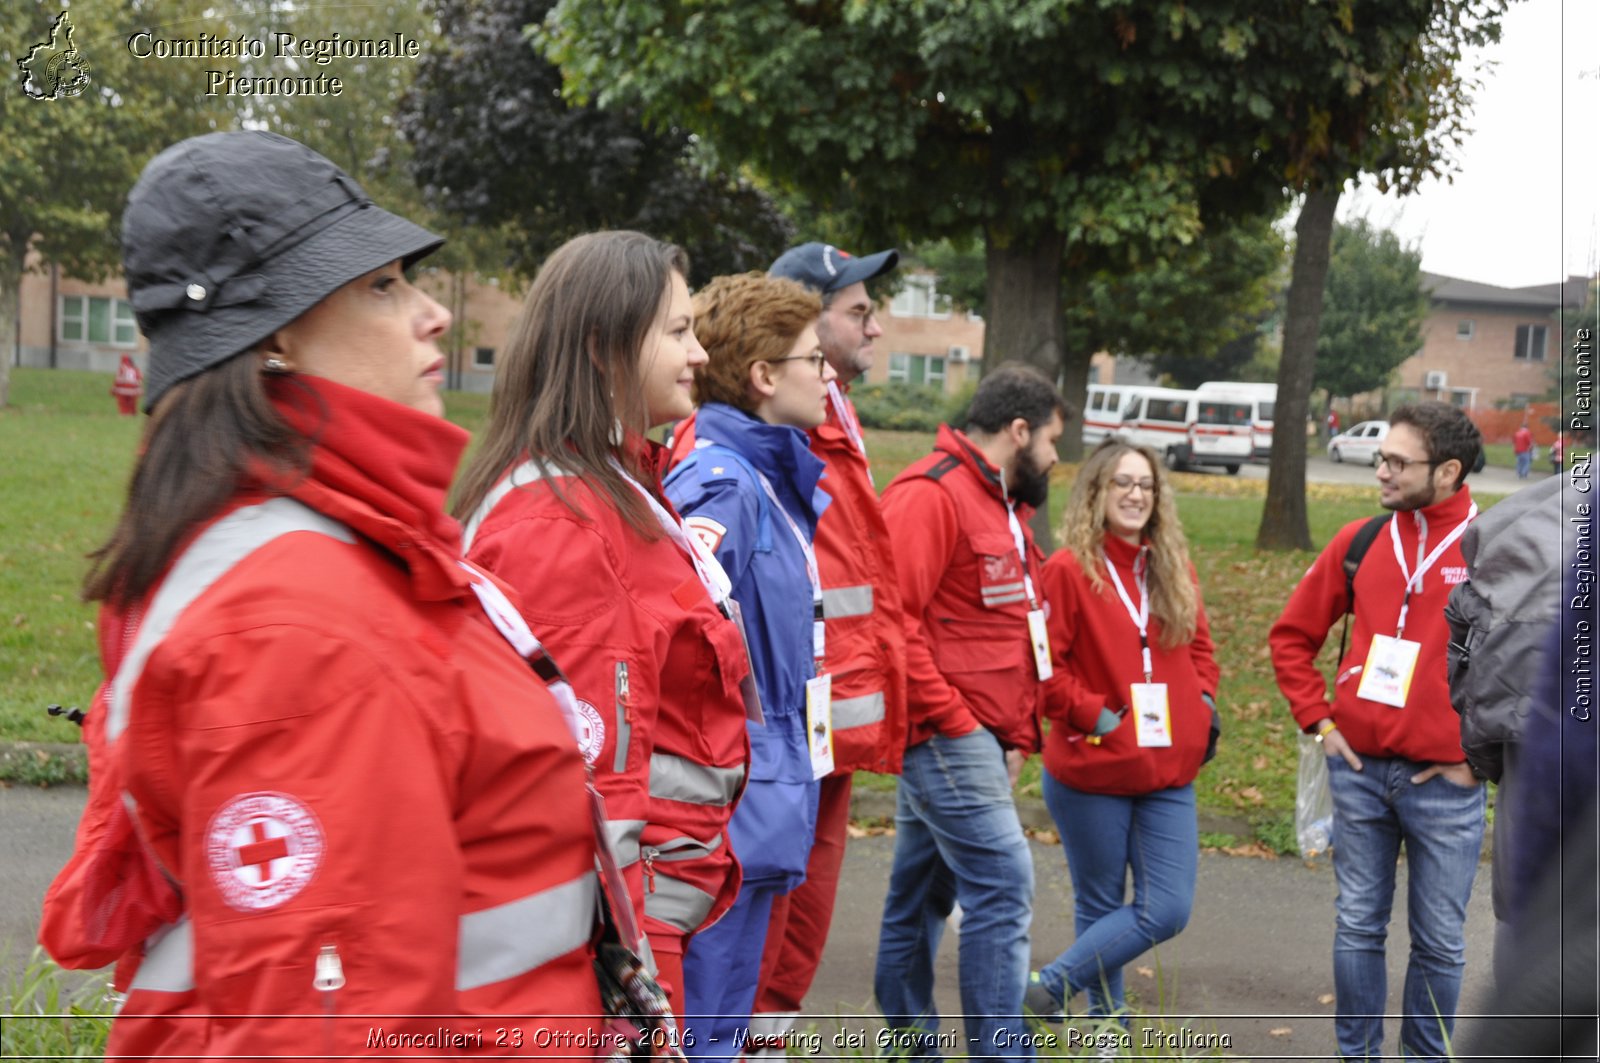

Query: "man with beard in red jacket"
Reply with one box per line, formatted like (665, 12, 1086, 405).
(874, 363, 1069, 1063)
(1271, 401, 1486, 1063)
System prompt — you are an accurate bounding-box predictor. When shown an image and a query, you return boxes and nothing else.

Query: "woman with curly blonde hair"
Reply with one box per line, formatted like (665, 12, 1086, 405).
(1025, 439, 1222, 1026)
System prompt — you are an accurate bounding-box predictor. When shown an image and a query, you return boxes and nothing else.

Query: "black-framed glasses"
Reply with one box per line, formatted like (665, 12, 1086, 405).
(767, 352, 827, 373)
(1109, 474, 1156, 494)
(1376, 452, 1439, 474)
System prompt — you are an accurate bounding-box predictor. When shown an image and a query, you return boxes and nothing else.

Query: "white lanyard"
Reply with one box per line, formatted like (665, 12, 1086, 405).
(828, 382, 872, 483)
(754, 470, 825, 665)
(608, 456, 733, 607)
(1387, 503, 1476, 637)
(1102, 548, 1154, 681)
(998, 469, 1040, 608)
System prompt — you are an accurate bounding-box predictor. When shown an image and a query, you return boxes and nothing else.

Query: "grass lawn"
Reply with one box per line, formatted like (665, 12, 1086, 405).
(1, 369, 1501, 847)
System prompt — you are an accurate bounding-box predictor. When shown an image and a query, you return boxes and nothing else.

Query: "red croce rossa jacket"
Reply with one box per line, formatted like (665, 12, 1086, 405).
(1270, 485, 1478, 763)
(881, 424, 1047, 753)
(1040, 535, 1221, 795)
(41, 378, 606, 1060)
(462, 438, 751, 999)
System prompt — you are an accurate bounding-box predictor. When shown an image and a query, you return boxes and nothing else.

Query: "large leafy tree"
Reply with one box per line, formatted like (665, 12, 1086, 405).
(397, 0, 794, 284)
(1, 1, 226, 407)
(1313, 218, 1427, 400)
(1232, 0, 1506, 549)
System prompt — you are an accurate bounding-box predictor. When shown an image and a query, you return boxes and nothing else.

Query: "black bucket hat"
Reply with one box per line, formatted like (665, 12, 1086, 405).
(123, 130, 444, 411)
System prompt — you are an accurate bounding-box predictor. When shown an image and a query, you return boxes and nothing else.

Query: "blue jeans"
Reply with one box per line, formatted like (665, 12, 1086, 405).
(874, 729, 1035, 1062)
(1516, 450, 1532, 478)
(1326, 755, 1486, 1062)
(1037, 777, 1198, 1017)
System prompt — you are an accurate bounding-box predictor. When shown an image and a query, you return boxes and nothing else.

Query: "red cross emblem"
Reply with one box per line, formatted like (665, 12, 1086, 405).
(206, 792, 324, 911)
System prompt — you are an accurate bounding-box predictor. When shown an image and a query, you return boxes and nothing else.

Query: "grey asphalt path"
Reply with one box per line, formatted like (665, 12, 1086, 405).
(1230, 452, 1550, 495)
(2, 783, 1497, 1060)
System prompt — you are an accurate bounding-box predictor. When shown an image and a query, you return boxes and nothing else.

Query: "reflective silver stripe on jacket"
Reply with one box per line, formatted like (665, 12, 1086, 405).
(833, 691, 886, 729)
(643, 874, 718, 932)
(980, 581, 1027, 608)
(129, 918, 194, 994)
(461, 459, 558, 549)
(648, 753, 743, 807)
(106, 498, 354, 743)
(822, 584, 874, 619)
(606, 819, 646, 868)
(457, 873, 598, 991)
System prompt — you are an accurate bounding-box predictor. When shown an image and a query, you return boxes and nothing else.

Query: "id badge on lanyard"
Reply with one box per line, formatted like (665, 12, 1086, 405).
(1005, 499, 1052, 680)
(805, 673, 834, 779)
(1131, 683, 1172, 747)
(1356, 503, 1475, 710)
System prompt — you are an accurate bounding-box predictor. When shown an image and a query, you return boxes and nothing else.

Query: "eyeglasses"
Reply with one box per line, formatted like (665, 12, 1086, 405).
(768, 352, 828, 374)
(1110, 474, 1156, 494)
(1376, 452, 1439, 475)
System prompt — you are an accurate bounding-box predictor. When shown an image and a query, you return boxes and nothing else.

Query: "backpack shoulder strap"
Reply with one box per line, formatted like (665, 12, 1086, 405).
(1336, 513, 1392, 663)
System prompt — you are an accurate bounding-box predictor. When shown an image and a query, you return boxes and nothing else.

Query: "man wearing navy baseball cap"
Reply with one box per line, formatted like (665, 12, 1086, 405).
(747, 242, 909, 1056)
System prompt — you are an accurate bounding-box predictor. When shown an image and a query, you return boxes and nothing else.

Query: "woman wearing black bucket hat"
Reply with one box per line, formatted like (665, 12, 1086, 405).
(39, 131, 613, 1059)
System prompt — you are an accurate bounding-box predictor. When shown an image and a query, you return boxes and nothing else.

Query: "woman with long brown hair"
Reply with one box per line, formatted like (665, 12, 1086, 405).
(41, 131, 606, 1059)
(1026, 439, 1222, 1028)
(455, 230, 752, 1013)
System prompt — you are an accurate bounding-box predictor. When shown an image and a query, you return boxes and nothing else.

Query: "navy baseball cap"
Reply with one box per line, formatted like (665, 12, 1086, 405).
(768, 242, 898, 295)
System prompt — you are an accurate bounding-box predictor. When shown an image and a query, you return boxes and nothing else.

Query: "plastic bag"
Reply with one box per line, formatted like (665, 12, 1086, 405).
(1295, 732, 1334, 860)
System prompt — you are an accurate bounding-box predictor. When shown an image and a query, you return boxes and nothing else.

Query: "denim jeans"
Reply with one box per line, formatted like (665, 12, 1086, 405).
(874, 729, 1035, 1062)
(1036, 776, 1198, 1017)
(1516, 450, 1532, 478)
(1326, 755, 1486, 1062)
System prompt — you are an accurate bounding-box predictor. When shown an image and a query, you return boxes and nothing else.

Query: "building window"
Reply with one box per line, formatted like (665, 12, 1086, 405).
(60, 295, 138, 346)
(886, 352, 946, 386)
(1456, 319, 1474, 339)
(889, 275, 952, 320)
(1514, 324, 1548, 361)
(473, 346, 495, 370)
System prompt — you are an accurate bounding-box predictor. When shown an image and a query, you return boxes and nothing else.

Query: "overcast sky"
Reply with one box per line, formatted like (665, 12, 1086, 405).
(1338, 0, 1599, 290)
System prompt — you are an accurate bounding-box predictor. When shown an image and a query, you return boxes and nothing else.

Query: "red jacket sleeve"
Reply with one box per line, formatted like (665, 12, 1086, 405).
(881, 478, 981, 739)
(1268, 536, 1352, 731)
(1039, 549, 1114, 733)
(1188, 566, 1221, 697)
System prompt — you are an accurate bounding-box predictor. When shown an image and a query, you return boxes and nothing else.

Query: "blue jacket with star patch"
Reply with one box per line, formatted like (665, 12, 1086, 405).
(664, 402, 828, 890)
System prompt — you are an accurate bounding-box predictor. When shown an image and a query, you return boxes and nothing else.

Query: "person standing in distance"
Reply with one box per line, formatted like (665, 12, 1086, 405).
(874, 363, 1069, 1063)
(743, 242, 910, 1051)
(1270, 402, 1486, 1063)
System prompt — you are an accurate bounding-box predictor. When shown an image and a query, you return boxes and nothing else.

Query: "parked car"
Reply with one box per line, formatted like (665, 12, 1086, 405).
(1328, 420, 1390, 465)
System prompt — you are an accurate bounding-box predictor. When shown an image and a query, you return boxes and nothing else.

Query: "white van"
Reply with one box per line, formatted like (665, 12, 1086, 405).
(1197, 381, 1276, 462)
(1082, 384, 1135, 446)
(1112, 386, 1253, 474)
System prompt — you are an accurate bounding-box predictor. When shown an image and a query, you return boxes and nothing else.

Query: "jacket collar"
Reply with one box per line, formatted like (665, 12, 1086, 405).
(1394, 483, 1476, 540)
(695, 402, 829, 518)
(267, 375, 473, 602)
(1102, 532, 1147, 571)
(934, 423, 1035, 521)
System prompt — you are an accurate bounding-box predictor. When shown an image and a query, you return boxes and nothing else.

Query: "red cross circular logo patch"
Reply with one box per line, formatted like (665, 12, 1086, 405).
(574, 698, 606, 764)
(206, 792, 325, 912)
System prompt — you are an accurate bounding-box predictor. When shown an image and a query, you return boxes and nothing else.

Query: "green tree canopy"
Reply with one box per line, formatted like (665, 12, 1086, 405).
(397, 0, 794, 284)
(1312, 218, 1427, 400)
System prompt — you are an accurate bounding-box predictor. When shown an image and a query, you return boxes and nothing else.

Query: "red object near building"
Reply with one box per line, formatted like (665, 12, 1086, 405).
(111, 355, 142, 415)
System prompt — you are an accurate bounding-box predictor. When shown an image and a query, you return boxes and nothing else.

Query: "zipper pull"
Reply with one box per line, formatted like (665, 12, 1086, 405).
(313, 944, 346, 992)
(616, 661, 631, 721)
(642, 847, 658, 894)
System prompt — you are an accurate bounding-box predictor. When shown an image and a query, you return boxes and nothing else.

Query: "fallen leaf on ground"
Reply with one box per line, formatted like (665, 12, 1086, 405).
(1135, 966, 1154, 979)
(1269, 1027, 1293, 1037)
(1318, 994, 1335, 1005)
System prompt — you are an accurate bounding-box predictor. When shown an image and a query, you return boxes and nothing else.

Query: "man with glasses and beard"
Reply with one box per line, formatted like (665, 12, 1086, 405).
(1270, 401, 1486, 1063)
(874, 363, 1069, 1063)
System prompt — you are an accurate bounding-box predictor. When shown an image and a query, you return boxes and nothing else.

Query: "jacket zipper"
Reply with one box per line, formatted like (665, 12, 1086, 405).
(315, 943, 345, 1055)
(614, 661, 631, 774)
(642, 846, 657, 894)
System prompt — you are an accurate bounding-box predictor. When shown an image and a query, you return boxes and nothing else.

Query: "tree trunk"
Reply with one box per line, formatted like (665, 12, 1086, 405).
(0, 270, 19, 411)
(1257, 185, 1341, 551)
(983, 227, 1066, 548)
